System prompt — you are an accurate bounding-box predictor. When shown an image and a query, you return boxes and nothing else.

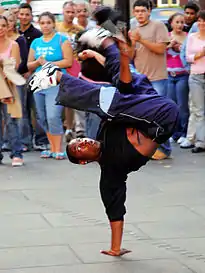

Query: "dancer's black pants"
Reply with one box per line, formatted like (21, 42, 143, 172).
(98, 122, 149, 222)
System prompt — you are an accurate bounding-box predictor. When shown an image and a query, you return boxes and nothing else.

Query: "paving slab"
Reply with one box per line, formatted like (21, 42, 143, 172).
(0, 214, 50, 229)
(68, 240, 175, 263)
(136, 220, 205, 239)
(0, 246, 80, 270)
(0, 224, 143, 249)
(0, 260, 193, 273)
(125, 205, 204, 224)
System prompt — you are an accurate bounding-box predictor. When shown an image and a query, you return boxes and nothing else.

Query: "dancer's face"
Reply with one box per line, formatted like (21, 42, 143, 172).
(67, 138, 101, 163)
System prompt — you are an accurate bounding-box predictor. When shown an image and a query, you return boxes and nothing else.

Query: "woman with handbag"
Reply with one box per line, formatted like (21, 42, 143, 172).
(0, 15, 24, 166)
(27, 12, 73, 159)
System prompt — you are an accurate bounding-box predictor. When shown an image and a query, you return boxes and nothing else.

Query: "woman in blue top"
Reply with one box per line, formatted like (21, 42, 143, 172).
(27, 12, 73, 159)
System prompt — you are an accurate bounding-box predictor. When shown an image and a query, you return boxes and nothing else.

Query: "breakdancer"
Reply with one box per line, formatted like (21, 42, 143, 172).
(28, 29, 179, 256)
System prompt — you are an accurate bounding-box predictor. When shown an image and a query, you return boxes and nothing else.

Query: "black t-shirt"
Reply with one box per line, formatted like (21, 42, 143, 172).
(183, 23, 194, 33)
(19, 24, 42, 50)
(98, 122, 149, 173)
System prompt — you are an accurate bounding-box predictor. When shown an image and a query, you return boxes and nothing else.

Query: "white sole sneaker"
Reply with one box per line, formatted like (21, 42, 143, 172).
(79, 28, 112, 48)
(28, 63, 59, 93)
(12, 158, 24, 167)
(180, 139, 194, 149)
(177, 136, 186, 145)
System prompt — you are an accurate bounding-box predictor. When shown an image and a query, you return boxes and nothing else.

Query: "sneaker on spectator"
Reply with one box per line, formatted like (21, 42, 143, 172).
(2, 143, 11, 152)
(180, 139, 194, 149)
(12, 157, 23, 167)
(79, 27, 112, 48)
(169, 137, 175, 143)
(33, 144, 49, 151)
(177, 136, 186, 145)
(65, 129, 74, 143)
(21, 144, 31, 153)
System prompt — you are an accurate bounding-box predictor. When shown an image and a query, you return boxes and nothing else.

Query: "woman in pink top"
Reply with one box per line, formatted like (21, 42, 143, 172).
(167, 13, 189, 144)
(0, 15, 23, 166)
(186, 10, 205, 153)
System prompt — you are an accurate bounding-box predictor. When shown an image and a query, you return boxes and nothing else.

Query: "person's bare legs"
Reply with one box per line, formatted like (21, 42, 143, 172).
(52, 135, 63, 155)
(47, 132, 55, 153)
(46, 133, 63, 154)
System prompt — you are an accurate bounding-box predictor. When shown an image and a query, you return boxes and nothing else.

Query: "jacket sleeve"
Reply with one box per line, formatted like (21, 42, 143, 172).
(16, 36, 29, 74)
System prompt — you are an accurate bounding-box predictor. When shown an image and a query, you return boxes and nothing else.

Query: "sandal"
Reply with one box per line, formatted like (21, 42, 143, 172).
(53, 152, 67, 160)
(40, 150, 54, 159)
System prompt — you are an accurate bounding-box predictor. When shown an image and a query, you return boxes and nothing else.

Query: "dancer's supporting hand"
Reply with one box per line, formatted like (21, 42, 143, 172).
(101, 248, 131, 257)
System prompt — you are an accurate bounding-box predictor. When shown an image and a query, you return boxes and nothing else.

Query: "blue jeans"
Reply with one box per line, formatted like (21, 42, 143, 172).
(152, 79, 168, 97)
(0, 103, 23, 159)
(167, 74, 189, 139)
(27, 89, 49, 146)
(17, 85, 33, 147)
(151, 79, 171, 156)
(86, 112, 101, 139)
(33, 85, 64, 135)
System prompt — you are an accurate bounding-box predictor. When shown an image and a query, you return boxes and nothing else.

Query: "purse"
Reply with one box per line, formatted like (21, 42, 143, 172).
(66, 58, 81, 77)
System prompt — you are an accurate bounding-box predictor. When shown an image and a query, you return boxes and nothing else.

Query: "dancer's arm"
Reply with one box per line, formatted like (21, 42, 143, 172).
(117, 41, 134, 94)
(79, 50, 106, 66)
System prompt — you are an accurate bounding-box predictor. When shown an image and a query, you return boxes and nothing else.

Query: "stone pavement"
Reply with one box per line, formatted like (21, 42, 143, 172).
(0, 145, 205, 273)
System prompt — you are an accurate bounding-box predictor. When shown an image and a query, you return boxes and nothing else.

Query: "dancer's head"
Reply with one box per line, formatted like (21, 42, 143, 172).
(66, 138, 101, 164)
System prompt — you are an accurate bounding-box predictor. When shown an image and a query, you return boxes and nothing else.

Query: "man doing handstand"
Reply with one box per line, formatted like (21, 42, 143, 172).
(28, 28, 179, 256)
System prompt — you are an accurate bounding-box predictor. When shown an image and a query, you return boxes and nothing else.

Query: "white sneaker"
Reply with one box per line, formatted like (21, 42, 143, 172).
(177, 136, 186, 144)
(169, 137, 175, 143)
(27, 63, 60, 93)
(79, 28, 112, 48)
(180, 139, 194, 149)
(33, 144, 50, 151)
(12, 157, 23, 167)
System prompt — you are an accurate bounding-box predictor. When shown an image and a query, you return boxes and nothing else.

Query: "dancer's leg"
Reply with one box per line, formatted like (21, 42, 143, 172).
(102, 40, 157, 96)
(56, 72, 115, 119)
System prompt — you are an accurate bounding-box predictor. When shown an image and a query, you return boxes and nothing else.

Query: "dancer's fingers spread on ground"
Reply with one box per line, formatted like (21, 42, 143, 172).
(100, 249, 132, 257)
